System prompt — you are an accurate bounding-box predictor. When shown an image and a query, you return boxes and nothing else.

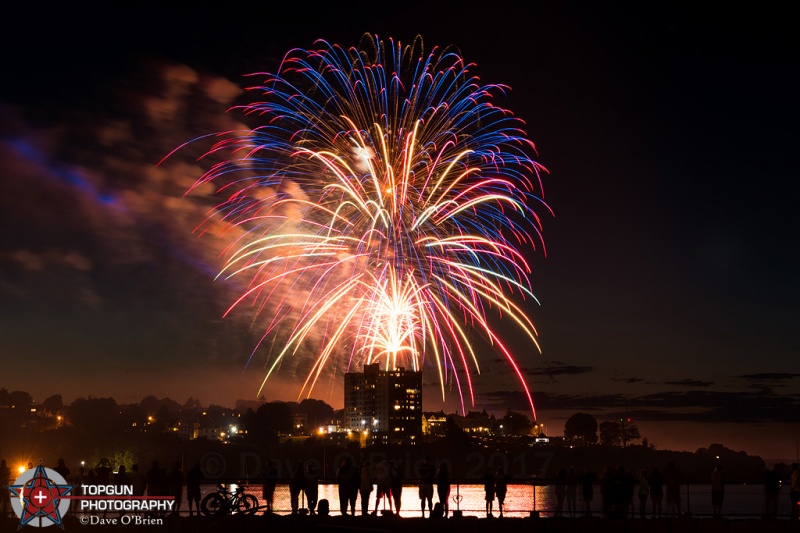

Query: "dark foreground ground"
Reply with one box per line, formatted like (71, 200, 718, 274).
(4, 514, 800, 533)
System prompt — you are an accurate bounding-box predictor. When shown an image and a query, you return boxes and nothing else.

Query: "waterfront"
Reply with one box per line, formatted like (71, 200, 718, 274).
(198, 482, 794, 520)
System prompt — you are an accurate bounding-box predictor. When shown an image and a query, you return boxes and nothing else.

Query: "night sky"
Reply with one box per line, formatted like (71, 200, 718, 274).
(1, 3, 798, 462)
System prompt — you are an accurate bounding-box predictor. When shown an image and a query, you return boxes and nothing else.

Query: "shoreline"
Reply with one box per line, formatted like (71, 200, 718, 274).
(3, 514, 800, 533)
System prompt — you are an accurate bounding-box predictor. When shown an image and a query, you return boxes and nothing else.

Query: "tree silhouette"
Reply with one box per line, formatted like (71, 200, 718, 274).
(499, 410, 533, 436)
(41, 394, 63, 414)
(69, 397, 123, 431)
(245, 402, 293, 445)
(564, 412, 598, 444)
(599, 419, 641, 447)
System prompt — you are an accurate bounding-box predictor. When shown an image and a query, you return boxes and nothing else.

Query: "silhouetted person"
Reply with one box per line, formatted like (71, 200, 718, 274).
(600, 466, 613, 517)
(711, 464, 725, 518)
(187, 461, 204, 516)
(791, 463, 800, 521)
(434, 462, 451, 518)
(0, 459, 11, 517)
(146, 460, 168, 517)
(114, 465, 131, 517)
(129, 464, 145, 497)
(359, 460, 373, 516)
(495, 466, 508, 517)
(623, 467, 636, 518)
(373, 458, 392, 514)
(581, 468, 596, 516)
(663, 461, 682, 516)
(346, 457, 360, 515)
(78, 467, 97, 494)
(261, 460, 277, 514)
(608, 466, 627, 519)
(336, 457, 355, 515)
(167, 461, 184, 516)
(95, 459, 111, 517)
(637, 469, 649, 519)
(95, 458, 111, 484)
(53, 458, 71, 482)
(483, 467, 495, 517)
(114, 464, 131, 485)
(289, 461, 304, 515)
(648, 467, 664, 517)
(566, 466, 578, 517)
(418, 455, 435, 517)
(391, 460, 403, 516)
(554, 467, 567, 517)
(764, 465, 781, 519)
(304, 462, 319, 515)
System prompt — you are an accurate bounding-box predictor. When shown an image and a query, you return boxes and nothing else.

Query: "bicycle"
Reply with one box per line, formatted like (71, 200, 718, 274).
(200, 483, 259, 516)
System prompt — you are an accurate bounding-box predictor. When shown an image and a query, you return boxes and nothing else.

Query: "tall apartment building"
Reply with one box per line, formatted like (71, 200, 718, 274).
(343, 363, 422, 444)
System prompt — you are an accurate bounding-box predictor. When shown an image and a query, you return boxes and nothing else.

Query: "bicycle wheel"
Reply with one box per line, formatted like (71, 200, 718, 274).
(236, 494, 259, 515)
(201, 493, 226, 516)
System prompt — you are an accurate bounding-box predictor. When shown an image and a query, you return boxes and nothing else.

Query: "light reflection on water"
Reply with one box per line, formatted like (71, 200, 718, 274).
(266, 483, 545, 518)
(202, 483, 776, 519)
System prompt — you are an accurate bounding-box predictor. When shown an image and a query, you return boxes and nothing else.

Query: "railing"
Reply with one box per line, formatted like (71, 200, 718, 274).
(154, 480, 794, 520)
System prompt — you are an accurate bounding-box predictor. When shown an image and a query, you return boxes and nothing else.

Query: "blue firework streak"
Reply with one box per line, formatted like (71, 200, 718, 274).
(180, 34, 551, 416)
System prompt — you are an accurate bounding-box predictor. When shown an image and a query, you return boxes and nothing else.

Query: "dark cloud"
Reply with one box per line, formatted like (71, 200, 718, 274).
(614, 377, 644, 384)
(739, 373, 800, 381)
(480, 386, 800, 424)
(664, 379, 714, 387)
(526, 364, 594, 376)
(636, 389, 799, 423)
(480, 390, 628, 413)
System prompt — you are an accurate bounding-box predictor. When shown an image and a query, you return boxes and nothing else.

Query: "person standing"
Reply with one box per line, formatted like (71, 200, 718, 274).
(434, 462, 451, 518)
(95, 458, 111, 485)
(648, 467, 664, 518)
(495, 466, 508, 518)
(346, 458, 360, 516)
(483, 467, 495, 517)
(289, 461, 304, 515)
(637, 469, 650, 519)
(359, 459, 373, 516)
(336, 457, 356, 516)
(114, 465, 131, 485)
(554, 467, 567, 517)
(580, 467, 596, 517)
(789, 463, 799, 521)
(145, 461, 163, 497)
(304, 462, 320, 515)
(261, 460, 277, 514)
(566, 466, 578, 517)
(114, 465, 131, 517)
(763, 465, 781, 519)
(663, 461, 682, 516)
(53, 458, 71, 482)
(418, 456, 435, 517)
(167, 461, 184, 516)
(390, 460, 404, 516)
(711, 465, 725, 518)
(186, 461, 204, 516)
(372, 458, 392, 515)
(129, 464, 146, 498)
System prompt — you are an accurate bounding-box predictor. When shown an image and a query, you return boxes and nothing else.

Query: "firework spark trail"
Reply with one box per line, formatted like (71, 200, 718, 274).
(180, 34, 551, 417)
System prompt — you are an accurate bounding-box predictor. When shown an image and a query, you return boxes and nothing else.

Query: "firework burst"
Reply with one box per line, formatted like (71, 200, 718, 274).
(179, 34, 551, 416)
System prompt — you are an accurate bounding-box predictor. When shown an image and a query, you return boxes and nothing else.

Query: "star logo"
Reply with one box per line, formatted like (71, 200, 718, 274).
(8, 462, 73, 529)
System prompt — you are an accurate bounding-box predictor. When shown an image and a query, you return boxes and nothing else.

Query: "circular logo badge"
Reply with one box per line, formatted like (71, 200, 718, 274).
(8, 464, 73, 528)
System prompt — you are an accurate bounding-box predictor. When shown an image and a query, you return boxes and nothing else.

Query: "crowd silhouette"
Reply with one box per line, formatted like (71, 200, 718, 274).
(1, 456, 798, 520)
